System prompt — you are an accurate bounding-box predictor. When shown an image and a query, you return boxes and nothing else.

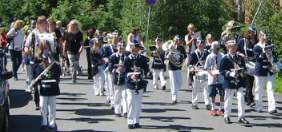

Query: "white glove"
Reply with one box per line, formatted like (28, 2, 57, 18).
(230, 71, 236, 77)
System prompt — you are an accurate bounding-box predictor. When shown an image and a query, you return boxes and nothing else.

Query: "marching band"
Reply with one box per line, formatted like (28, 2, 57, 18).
(1, 15, 282, 131)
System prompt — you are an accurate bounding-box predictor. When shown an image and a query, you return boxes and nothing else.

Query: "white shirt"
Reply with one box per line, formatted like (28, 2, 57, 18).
(204, 52, 224, 85)
(185, 34, 196, 53)
(25, 29, 55, 52)
(7, 28, 24, 51)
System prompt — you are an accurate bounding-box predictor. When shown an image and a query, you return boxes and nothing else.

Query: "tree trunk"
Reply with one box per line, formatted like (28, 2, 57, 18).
(237, 0, 244, 22)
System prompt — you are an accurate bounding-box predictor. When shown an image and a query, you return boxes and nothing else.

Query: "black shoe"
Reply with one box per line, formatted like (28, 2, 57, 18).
(224, 117, 231, 124)
(123, 113, 127, 118)
(238, 117, 249, 124)
(115, 114, 122, 117)
(269, 109, 278, 115)
(128, 124, 134, 129)
(206, 105, 211, 110)
(162, 86, 166, 90)
(40, 125, 48, 132)
(192, 104, 199, 110)
(35, 105, 40, 110)
(134, 123, 141, 128)
(172, 100, 177, 104)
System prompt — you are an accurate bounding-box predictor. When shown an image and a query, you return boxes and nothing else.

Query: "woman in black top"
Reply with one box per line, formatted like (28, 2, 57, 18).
(63, 20, 83, 83)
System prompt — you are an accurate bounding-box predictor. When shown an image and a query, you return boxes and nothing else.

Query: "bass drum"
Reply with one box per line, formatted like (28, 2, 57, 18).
(246, 61, 255, 76)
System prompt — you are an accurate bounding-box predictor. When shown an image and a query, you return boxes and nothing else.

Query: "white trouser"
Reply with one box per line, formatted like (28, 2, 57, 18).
(105, 71, 114, 106)
(26, 64, 33, 90)
(121, 89, 128, 114)
(254, 75, 276, 112)
(224, 88, 245, 118)
(40, 96, 56, 127)
(192, 76, 210, 105)
(67, 54, 80, 81)
(168, 70, 182, 101)
(127, 89, 143, 125)
(93, 66, 105, 96)
(114, 85, 127, 114)
(152, 69, 166, 88)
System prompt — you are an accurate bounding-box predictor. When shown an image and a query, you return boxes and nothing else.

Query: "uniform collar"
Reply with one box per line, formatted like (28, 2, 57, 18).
(257, 42, 266, 49)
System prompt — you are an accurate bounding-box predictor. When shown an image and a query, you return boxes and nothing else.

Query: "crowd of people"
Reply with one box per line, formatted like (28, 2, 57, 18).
(0, 15, 281, 131)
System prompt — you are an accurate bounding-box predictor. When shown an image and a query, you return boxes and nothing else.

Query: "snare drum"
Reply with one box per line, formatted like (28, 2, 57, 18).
(195, 70, 208, 81)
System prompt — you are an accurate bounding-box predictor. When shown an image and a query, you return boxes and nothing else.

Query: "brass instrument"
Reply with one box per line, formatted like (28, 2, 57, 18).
(264, 44, 280, 73)
(149, 46, 162, 59)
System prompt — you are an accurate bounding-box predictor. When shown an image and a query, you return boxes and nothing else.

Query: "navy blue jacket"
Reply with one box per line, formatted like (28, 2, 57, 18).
(91, 48, 105, 66)
(109, 52, 130, 85)
(220, 54, 246, 89)
(103, 44, 117, 58)
(189, 49, 209, 67)
(237, 38, 256, 60)
(151, 48, 166, 70)
(34, 62, 61, 96)
(168, 45, 187, 71)
(124, 54, 149, 90)
(253, 44, 278, 76)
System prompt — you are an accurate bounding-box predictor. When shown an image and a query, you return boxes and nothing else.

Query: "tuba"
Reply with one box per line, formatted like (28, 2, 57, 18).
(149, 45, 162, 59)
(264, 44, 280, 73)
(162, 40, 184, 67)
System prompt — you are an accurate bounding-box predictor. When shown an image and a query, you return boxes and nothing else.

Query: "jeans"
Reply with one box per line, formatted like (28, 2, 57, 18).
(10, 50, 22, 78)
(67, 53, 80, 82)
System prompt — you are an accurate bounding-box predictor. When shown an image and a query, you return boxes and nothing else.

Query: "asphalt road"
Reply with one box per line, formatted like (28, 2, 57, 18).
(7, 51, 282, 132)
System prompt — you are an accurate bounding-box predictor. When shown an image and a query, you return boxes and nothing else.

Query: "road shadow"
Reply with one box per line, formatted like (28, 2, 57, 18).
(56, 108, 113, 116)
(60, 92, 86, 96)
(60, 130, 114, 132)
(75, 108, 114, 116)
(245, 114, 282, 120)
(9, 89, 32, 109)
(142, 124, 213, 131)
(251, 123, 282, 128)
(9, 114, 41, 132)
(57, 97, 88, 101)
(57, 117, 113, 124)
(276, 101, 282, 104)
(142, 101, 172, 106)
(142, 108, 186, 113)
(56, 102, 109, 107)
(60, 82, 93, 85)
(141, 116, 191, 122)
(179, 89, 192, 92)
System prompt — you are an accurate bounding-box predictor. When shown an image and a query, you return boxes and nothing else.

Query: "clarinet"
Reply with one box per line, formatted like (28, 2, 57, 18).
(132, 60, 141, 94)
(117, 55, 123, 85)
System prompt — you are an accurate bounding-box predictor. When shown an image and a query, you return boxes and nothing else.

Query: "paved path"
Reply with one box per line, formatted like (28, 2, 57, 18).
(7, 52, 282, 132)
